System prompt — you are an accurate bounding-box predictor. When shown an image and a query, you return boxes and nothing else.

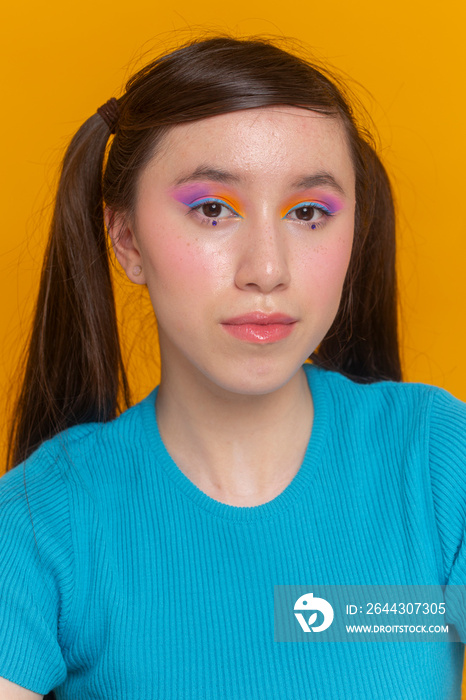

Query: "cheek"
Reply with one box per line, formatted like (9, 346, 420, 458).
(298, 233, 353, 302)
(141, 231, 229, 304)
(322, 236, 353, 283)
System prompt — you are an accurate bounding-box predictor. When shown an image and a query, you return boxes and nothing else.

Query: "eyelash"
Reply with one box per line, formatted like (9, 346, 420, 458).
(284, 202, 333, 230)
(186, 197, 333, 230)
(186, 197, 240, 226)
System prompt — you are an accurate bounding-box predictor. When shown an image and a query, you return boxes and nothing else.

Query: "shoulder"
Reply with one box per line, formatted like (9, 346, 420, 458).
(308, 365, 466, 582)
(307, 363, 466, 489)
(307, 361, 445, 400)
(0, 386, 158, 513)
(46, 386, 157, 465)
(307, 362, 465, 428)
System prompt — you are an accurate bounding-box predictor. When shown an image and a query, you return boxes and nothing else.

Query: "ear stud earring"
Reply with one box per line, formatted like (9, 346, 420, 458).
(133, 265, 142, 277)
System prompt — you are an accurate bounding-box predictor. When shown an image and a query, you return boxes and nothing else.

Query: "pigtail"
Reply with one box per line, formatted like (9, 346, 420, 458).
(7, 113, 131, 470)
(313, 139, 402, 382)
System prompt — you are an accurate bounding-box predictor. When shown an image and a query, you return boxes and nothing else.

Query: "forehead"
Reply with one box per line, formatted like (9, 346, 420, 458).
(145, 105, 355, 192)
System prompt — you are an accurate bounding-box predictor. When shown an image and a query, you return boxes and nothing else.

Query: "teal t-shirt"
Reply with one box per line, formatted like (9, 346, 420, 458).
(1, 363, 466, 698)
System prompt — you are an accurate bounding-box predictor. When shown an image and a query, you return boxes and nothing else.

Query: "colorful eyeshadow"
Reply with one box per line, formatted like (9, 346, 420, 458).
(169, 183, 244, 217)
(280, 191, 344, 219)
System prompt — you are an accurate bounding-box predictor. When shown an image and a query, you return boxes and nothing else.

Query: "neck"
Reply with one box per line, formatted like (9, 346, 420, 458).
(155, 362, 313, 506)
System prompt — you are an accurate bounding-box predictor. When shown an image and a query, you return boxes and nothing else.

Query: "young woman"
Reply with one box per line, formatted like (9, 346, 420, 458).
(1, 36, 465, 699)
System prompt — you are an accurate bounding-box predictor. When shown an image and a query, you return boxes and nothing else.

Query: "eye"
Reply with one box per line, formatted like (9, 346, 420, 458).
(187, 197, 241, 223)
(199, 202, 224, 217)
(288, 205, 323, 221)
(283, 201, 333, 228)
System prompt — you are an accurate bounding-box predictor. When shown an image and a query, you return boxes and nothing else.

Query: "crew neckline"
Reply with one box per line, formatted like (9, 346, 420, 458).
(139, 363, 330, 522)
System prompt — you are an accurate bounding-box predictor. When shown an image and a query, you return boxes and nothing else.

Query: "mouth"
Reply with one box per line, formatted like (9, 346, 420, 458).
(222, 312, 296, 325)
(221, 312, 297, 343)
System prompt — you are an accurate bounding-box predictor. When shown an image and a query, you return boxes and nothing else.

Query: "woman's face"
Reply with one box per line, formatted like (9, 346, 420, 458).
(113, 106, 356, 396)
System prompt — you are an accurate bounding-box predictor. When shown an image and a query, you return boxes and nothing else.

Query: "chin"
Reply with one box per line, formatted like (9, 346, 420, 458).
(202, 354, 307, 397)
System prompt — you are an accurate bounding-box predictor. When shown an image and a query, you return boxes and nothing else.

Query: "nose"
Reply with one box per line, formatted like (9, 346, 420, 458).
(234, 221, 291, 294)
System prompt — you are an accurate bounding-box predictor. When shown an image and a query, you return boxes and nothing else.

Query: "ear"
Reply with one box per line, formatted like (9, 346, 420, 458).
(105, 208, 146, 285)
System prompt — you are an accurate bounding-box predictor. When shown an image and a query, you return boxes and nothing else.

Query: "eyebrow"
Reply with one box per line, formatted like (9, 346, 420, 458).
(290, 173, 346, 197)
(172, 165, 347, 197)
(172, 166, 241, 187)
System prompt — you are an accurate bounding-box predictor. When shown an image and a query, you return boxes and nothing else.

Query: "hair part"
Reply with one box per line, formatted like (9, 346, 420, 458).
(7, 34, 401, 470)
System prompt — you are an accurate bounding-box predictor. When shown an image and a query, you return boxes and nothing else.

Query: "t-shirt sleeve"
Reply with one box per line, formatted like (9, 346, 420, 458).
(0, 443, 74, 694)
(429, 388, 466, 642)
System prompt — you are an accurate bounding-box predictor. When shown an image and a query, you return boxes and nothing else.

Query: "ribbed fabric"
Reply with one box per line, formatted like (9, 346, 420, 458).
(0, 363, 465, 699)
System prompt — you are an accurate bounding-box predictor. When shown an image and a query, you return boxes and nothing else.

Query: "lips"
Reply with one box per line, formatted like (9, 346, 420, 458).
(221, 312, 297, 343)
(222, 312, 296, 325)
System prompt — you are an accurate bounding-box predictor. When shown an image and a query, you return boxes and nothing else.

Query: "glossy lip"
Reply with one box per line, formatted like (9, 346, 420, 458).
(221, 313, 297, 344)
(222, 312, 296, 325)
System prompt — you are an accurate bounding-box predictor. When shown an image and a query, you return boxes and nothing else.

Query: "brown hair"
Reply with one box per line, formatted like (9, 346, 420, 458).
(7, 35, 401, 470)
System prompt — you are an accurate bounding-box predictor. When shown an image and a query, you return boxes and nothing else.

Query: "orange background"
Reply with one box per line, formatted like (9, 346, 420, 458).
(1, 0, 465, 689)
(2, 2, 465, 422)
